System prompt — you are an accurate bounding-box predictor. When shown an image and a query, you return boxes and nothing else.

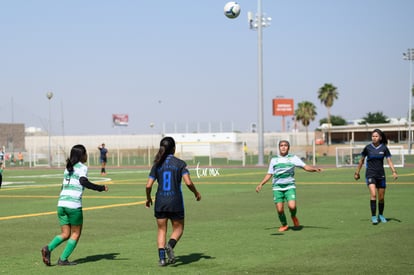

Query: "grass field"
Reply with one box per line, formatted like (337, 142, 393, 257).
(0, 165, 413, 274)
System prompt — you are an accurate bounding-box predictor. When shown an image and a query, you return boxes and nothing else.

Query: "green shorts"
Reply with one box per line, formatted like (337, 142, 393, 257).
(273, 188, 296, 203)
(57, 207, 83, 226)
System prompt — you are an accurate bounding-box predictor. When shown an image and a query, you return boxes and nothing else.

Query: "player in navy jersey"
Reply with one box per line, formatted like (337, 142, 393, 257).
(145, 137, 201, 266)
(354, 129, 398, 225)
(98, 143, 108, 175)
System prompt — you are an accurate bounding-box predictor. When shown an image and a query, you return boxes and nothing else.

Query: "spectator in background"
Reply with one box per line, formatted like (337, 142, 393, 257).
(10, 153, 15, 165)
(98, 143, 108, 176)
(0, 163, 4, 188)
(0, 148, 4, 164)
(17, 152, 24, 166)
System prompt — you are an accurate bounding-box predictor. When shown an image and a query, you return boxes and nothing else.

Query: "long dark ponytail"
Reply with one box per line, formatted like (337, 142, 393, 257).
(66, 144, 87, 173)
(154, 137, 176, 167)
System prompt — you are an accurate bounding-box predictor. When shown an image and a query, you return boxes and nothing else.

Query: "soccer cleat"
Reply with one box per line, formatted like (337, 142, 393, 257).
(41, 246, 51, 266)
(159, 258, 167, 267)
(378, 215, 387, 223)
(278, 225, 289, 232)
(57, 258, 77, 266)
(371, 216, 378, 225)
(165, 243, 176, 264)
(291, 216, 300, 228)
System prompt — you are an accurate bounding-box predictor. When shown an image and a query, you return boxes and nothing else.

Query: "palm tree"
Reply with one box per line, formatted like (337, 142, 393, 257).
(318, 83, 339, 145)
(359, 111, 390, 124)
(295, 101, 317, 145)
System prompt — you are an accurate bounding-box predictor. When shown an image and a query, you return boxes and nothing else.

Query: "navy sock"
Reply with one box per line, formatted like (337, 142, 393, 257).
(158, 248, 166, 260)
(370, 200, 376, 216)
(378, 202, 384, 215)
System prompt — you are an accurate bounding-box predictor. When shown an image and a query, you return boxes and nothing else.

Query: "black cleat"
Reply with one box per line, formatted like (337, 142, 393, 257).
(57, 258, 77, 266)
(165, 243, 176, 264)
(41, 246, 51, 266)
(159, 258, 167, 267)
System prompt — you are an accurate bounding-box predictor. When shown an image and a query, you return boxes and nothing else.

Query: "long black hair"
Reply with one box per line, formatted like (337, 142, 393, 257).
(154, 137, 176, 167)
(66, 144, 87, 173)
(373, 128, 388, 145)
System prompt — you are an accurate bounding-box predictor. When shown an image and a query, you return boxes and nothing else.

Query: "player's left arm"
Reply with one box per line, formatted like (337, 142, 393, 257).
(80, 177, 108, 191)
(386, 157, 398, 180)
(303, 164, 322, 173)
(183, 173, 201, 201)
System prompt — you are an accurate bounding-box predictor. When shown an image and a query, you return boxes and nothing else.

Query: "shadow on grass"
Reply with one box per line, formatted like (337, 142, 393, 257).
(386, 217, 402, 222)
(75, 252, 126, 264)
(359, 217, 402, 223)
(267, 225, 330, 235)
(170, 252, 215, 266)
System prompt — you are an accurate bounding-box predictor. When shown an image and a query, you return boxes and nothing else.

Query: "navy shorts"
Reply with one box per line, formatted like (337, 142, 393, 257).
(154, 211, 185, 220)
(366, 177, 386, 189)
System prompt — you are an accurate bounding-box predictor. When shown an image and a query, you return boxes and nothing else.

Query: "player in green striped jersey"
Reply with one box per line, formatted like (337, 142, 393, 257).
(41, 144, 108, 266)
(256, 140, 322, 232)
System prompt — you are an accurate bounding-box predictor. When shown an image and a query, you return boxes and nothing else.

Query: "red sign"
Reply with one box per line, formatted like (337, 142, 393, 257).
(112, 114, 129, 126)
(272, 98, 294, 116)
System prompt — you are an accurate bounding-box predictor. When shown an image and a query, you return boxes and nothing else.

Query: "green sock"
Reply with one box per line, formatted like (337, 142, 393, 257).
(48, 235, 64, 251)
(278, 212, 287, 226)
(290, 208, 297, 217)
(60, 238, 77, 261)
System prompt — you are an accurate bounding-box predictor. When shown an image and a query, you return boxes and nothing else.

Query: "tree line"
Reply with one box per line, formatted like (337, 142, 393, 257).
(295, 83, 413, 145)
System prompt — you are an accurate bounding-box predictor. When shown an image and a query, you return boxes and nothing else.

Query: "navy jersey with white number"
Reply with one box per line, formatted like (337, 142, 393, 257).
(361, 143, 391, 178)
(149, 154, 189, 212)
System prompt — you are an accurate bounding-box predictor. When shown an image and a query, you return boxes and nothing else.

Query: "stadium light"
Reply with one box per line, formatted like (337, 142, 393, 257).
(248, 0, 271, 165)
(403, 49, 414, 154)
(46, 92, 53, 167)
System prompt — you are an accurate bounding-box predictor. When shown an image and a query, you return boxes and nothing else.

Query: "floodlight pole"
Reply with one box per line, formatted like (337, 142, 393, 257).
(46, 92, 54, 167)
(249, 0, 271, 166)
(403, 49, 414, 155)
(257, 0, 264, 166)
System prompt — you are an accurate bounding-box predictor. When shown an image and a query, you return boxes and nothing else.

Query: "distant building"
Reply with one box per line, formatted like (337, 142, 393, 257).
(0, 123, 26, 152)
(317, 119, 410, 144)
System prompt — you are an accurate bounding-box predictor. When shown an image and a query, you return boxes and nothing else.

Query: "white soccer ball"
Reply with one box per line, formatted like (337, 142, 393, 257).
(224, 2, 241, 19)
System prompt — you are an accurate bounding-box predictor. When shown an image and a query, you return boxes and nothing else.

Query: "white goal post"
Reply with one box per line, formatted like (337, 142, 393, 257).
(335, 146, 405, 168)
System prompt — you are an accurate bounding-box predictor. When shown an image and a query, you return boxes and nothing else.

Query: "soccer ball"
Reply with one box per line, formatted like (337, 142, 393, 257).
(224, 2, 241, 19)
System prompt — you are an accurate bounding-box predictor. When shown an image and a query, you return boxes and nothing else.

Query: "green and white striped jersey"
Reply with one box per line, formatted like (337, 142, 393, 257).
(57, 162, 87, 209)
(267, 154, 306, 191)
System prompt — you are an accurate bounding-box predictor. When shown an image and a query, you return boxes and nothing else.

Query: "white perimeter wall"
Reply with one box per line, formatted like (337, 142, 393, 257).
(25, 131, 312, 156)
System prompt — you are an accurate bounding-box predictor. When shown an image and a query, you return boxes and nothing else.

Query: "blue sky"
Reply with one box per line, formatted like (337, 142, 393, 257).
(1, 0, 413, 135)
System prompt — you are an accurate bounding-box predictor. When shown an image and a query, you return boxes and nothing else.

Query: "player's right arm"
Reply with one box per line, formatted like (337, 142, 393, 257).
(145, 177, 155, 208)
(256, 174, 272, 193)
(354, 156, 365, 180)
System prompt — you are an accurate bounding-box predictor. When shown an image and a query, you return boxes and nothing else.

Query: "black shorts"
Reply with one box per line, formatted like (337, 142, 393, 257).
(366, 177, 386, 189)
(154, 211, 185, 220)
